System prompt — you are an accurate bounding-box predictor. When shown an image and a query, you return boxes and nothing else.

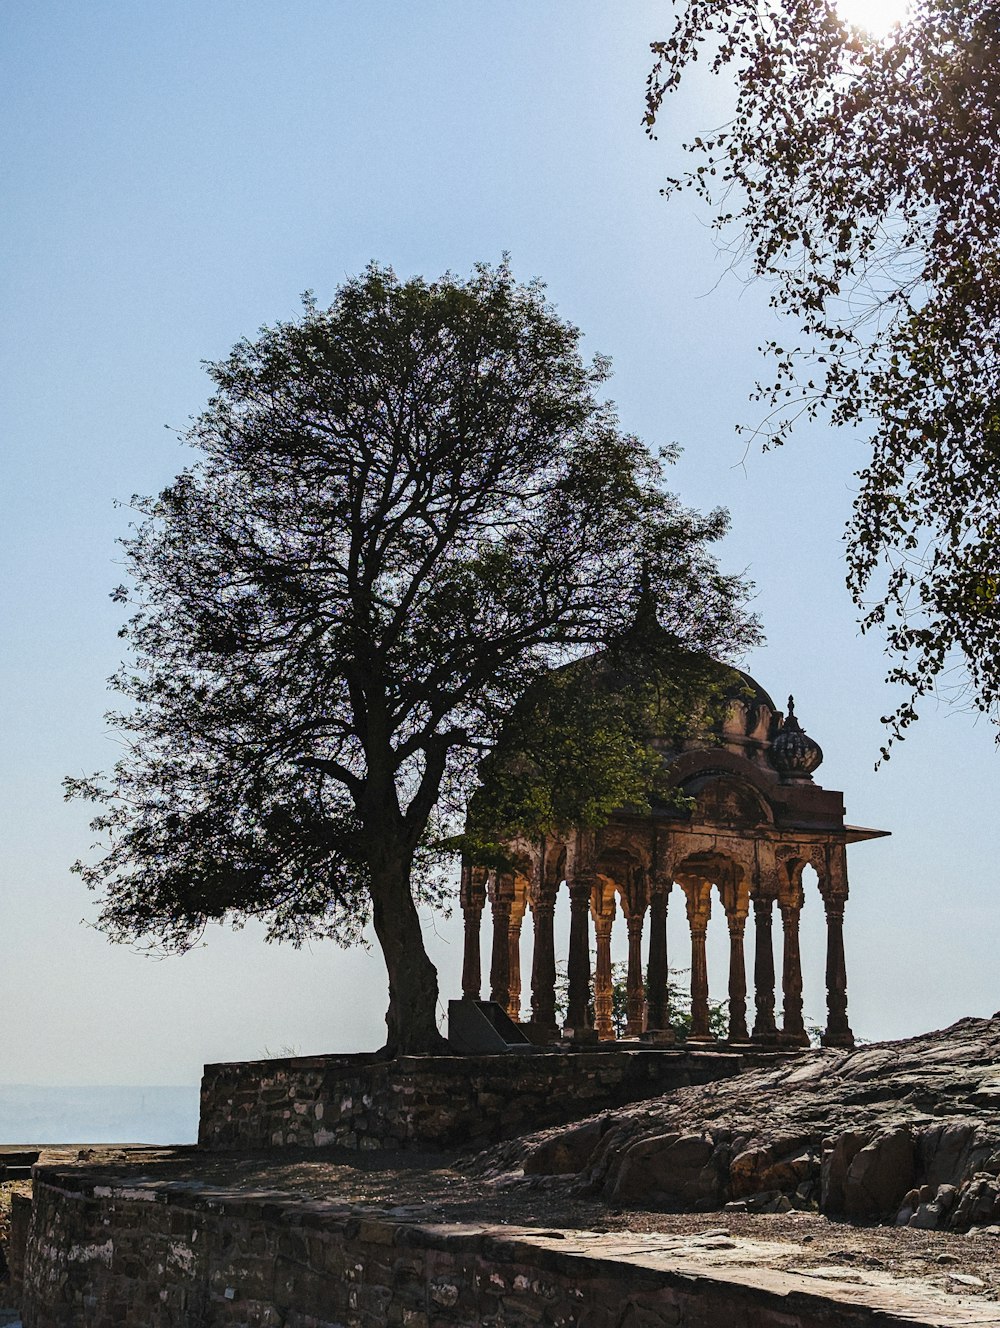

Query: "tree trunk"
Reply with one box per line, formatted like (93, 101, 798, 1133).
(368, 853, 450, 1057)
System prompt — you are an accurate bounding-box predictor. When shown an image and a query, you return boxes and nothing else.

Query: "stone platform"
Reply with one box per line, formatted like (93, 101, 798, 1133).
(198, 1045, 771, 1152)
(18, 1149, 1000, 1327)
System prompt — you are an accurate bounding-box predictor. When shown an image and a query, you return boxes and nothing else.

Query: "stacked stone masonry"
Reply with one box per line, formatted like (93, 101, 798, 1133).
(21, 1165, 994, 1328)
(198, 1049, 751, 1151)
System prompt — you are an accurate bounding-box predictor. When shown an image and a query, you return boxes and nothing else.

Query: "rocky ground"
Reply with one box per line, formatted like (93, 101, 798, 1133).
(6, 1017, 1000, 1317)
(22, 1140, 1000, 1305)
(471, 1015, 1000, 1235)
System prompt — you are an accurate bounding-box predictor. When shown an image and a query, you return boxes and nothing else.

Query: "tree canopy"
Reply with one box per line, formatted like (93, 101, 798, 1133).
(66, 261, 757, 1054)
(647, 0, 1000, 750)
(463, 607, 736, 866)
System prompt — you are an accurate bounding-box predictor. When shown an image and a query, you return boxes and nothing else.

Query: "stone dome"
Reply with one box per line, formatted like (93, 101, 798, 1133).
(546, 592, 777, 752)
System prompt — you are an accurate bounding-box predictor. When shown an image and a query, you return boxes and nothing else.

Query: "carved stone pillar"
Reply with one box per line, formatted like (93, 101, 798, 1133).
(780, 900, 810, 1046)
(489, 881, 512, 1010)
(593, 911, 615, 1041)
(751, 895, 778, 1042)
(726, 913, 749, 1042)
(685, 883, 714, 1043)
(689, 920, 711, 1040)
(625, 912, 645, 1037)
(507, 910, 524, 1022)
(460, 863, 486, 1001)
(565, 878, 593, 1034)
(821, 896, 855, 1048)
(644, 886, 673, 1038)
(461, 902, 483, 1001)
(529, 899, 558, 1037)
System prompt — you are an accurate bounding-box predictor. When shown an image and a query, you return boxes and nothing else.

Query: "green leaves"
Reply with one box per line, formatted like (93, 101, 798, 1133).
(464, 624, 730, 851)
(69, 260, 756, 970)
(649, 0, 1000, 743)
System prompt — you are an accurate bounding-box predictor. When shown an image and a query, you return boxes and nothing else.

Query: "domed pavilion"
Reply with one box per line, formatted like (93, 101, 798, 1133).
(457, 618, 888, 1052)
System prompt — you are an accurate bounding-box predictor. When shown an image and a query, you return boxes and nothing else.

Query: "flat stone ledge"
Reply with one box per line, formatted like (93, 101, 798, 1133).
(201, 1046, 759, 1074)
(23, 1161, 1000, 1328)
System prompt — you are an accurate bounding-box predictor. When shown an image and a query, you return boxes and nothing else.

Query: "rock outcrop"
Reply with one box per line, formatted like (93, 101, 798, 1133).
(476, 1016, 1000, 1232)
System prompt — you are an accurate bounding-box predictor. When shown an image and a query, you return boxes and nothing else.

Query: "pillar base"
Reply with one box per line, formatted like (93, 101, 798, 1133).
(779, 1029, 812, 1048)
(521, 1021, 560, 1046)
(561, 1025, 599, 1046)
(751, 1032, 780, 1047)
(640, 1028, 677, 1046)
(821, 1029, 855, 1049)
(685, 1034, 718, 1047)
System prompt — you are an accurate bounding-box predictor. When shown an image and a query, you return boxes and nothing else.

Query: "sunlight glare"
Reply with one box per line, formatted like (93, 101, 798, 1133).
(835, 0, 910, 37)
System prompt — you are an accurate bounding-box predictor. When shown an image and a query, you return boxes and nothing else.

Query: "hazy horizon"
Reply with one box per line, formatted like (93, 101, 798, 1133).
(0, 1084, 199, 1146)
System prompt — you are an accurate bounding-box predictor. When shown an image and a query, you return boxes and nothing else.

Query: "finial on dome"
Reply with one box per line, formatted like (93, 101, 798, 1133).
(632, 564, 660, 635)
(769, 695, 823, 781)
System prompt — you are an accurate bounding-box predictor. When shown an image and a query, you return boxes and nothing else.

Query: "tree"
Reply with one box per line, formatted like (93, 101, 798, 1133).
(66, 261, 757, 1055)
(462, 603, 736, 865)
(552, 960, 729, 1041)
(646, 0, 1000, 750)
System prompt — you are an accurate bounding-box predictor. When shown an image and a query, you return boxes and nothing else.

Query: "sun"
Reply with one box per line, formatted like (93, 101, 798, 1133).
(835, 0, 911, 37)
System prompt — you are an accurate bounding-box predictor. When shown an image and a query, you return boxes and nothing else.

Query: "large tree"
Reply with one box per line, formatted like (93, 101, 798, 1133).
(647, 0, 1000, 750)
(66, 261, 756, 1055)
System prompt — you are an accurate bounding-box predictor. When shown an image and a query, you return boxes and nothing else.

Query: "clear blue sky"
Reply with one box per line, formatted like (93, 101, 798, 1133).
(2, 1, 996, 1089)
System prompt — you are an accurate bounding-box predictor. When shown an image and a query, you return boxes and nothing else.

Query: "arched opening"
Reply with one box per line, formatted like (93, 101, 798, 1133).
(551, 878, 571, 1031)
(798, 863, 825, 1044)
(505, 873, 530, 1023)
(462, 819, 857, 1051)
(587, 856, 648, 1041)
(684, 772, 774, 830)
(515, 894, 533, 1024)
(670, 852, 750, 1044)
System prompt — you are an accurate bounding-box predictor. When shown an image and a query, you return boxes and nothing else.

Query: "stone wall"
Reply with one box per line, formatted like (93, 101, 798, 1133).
(8, 1191, 32, 1303)
(21, 1163, 966, 1328)
(198, 1049, 749, 1152)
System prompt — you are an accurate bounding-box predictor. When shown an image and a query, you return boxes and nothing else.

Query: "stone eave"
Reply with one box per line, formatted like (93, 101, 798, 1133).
(843, 824, 892, 844)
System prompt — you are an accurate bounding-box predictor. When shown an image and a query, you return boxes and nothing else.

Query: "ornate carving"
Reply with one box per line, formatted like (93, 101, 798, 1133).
(779, 900, 809, 1045)
(751, 895, 778, 1042)
(489, 892, 512, 1009)
(726, 912, 750, 1042)
(473, 658, 874, 1053)
(692, 776, 769, 827)
(529, 898, 558, 1034)
(625, 914, 645, 1036)
(645, 888, 672, 1036)
(769, 696, 823, 781)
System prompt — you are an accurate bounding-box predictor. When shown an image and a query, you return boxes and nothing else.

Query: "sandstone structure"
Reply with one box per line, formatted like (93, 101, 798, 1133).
(460, 610, 887, 1052)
